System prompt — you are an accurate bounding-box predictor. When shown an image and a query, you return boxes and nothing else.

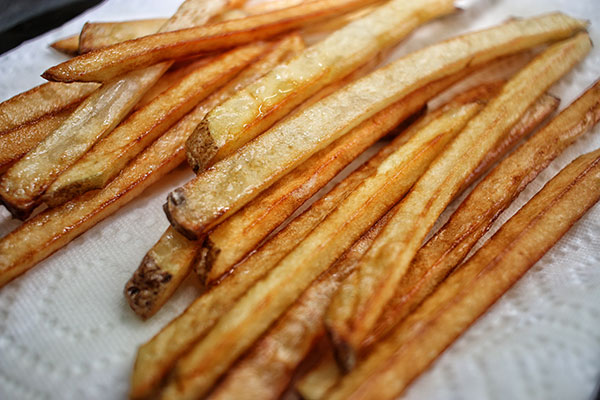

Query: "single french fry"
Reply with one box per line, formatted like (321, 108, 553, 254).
(127, 78, 480, 397)
(185, 0, 455, 172)
(366, 81, 600, 349)
(161, 94, 486, 400)
(50, 34, 80, 55)
(124, 34, 306, 319)
(0, 81, 98, 133)
(42, 44, 267, 207)
(326, 147, 600, 400)
(43, 0, 380, 83)
(79, 19, 167, 53)
(0, 107, 75, 174)
(164, 13, 587, 240)
(295, 347, 342, 400)
(324, 33, 591, 369)
(0, 0, 237, 219)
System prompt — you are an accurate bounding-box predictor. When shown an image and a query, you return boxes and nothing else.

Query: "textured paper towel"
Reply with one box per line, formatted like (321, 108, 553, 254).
(0, 0, 598, 399)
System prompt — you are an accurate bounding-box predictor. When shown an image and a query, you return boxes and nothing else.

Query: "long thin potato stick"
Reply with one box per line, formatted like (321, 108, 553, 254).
(127, 78, 479, 398)
(42, 44, 267, 207)
(162, 95, 485, 400)
(296, 348, 342, 400)
(43, 0, 380, 83)
(327, 147, 600, 400)
(79, 19, 167, 53)
(0, 81, 97, 133)
(164, 13, 587, 240)
(124, 35, 306, 319)
(50, 34, 80, 55)
(185, 0, 455, 171)
(0, 0, 235, 219)
(328, 33, 591, 368)
(365, 80, 600, 350)
(325, 33, 591, 368)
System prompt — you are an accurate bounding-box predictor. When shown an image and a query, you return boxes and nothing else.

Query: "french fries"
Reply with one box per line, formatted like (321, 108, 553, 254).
(324, 33, 591, 368)
(365, 80, 600, 350)
(164, 13, 587, 240)
(184, 0, 455, 171)
(50, 35, 80, 55)
(79, 19, 167, 54)
(0, 81, 97, 133)
(0, 0, 236, 219)
(224, 90, 559, 399)
(160, 92, 486, 400)
(125, 34, 306, 319)
(326, 147, 600, 400)
(43, 0, 379, 83)
(42, 44, 267, 207)
(0, 107, 74, 173)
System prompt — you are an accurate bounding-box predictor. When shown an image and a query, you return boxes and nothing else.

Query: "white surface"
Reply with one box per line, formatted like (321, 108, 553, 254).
(0, 0, 599, 399)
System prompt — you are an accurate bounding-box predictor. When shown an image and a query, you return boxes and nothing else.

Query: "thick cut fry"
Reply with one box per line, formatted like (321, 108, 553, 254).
(44, 0, 380, 83)
(185, 0, 455, 171)
(42, 44, 267, 207)
(79, 19, 167, 53)
(124, 35, 306, 319)
(161, 99, 484, 400)
(0, 107, 75, 174)
(127, 80, 480, 398)
(0, 0, 235, 219)
(207, 212, 391, 400)
(327, 148, 600, 400)
(164, 13, 587, 240)
(0, 81, 97, 133)
(50, 34, 80, 55)
(366, 81, 600, 350)
(325, 34, 591, 369)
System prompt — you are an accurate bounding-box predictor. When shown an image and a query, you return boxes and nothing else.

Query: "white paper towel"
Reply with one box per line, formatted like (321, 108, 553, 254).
(0, 1, 598, 399)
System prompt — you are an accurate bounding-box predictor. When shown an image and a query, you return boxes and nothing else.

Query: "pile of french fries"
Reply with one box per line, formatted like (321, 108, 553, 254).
(1, 0, 599, 398)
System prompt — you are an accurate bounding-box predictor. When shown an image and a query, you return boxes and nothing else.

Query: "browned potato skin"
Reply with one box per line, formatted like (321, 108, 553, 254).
(365, 82, 600, 351)
(43, 0, 380, 83)
(327, 148, 600, 400)
(0, 81, 98, 133)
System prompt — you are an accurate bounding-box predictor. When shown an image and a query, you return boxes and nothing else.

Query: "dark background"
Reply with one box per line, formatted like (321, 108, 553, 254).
(0, 0, 104, 55)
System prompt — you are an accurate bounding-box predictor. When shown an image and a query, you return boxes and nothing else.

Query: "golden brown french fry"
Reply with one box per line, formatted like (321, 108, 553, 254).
(0, 81, 98, 133)
(127, 78, 481, 398)
(0, 107, 75, 174)
(79, 19, 167, 53)
(42, 44, 267, 207)
(327, 147, 600, 400)
(161, 95, 486, 400)
(164, 13, 587, 240)
(185, 0, 454, 172)
(207, 211, 391, 400)
(124, 34, 306, 319)
(301, 3, 379, 36)
(366, 81, 600, 350)
(324, 33, 591, 369)
(0, 0, 236, 219)
(50, 34, 80, 55)
(43, 0, 380, 83)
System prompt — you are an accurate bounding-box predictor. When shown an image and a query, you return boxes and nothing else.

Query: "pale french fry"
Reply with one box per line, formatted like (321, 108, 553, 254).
(0, 0, 237, 219)
(324, 33, 591, 369)
(164, 13, 587, 240)
(50, 34, 80, 55)
(124, 34, 306, 319)
(42, 44, 267, 207)
(79, 19, 167, 53)
(366, 81, 600, 350)
(295, 349, 341, 400)
(207, 211, 392, 400)
(185, 0, 455, 171)
(0, 107, 75, 174)
(0, 81, 97, 133)
(43, 0, 380, 83)
(327, 147, 600, 400)
(161, 94, 486, 400)
(127, 77, 480, 396)
(301, 3, 379, 36)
